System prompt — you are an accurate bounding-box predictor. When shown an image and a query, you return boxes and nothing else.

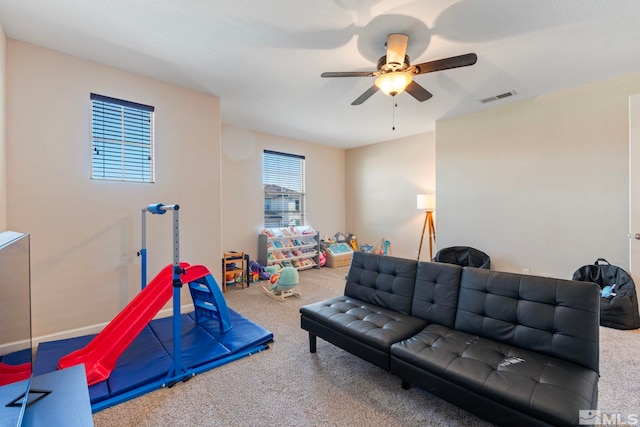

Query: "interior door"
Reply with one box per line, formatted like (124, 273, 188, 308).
(629, 94, 640, 281)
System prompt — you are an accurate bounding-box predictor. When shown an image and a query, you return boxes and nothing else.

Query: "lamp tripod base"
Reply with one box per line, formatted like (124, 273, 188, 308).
(417, 211, 436, 261)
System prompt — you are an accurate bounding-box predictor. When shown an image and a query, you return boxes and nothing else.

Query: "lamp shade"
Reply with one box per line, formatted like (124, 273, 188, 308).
(417, 193, 435, 211)
(375, 72, 412, 96)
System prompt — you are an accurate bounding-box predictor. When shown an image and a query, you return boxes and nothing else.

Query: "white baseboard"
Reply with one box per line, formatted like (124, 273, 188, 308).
(0, 339, 31, 356)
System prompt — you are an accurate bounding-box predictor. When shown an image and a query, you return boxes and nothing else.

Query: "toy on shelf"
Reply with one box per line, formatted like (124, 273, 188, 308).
(262, 229, 276, 238)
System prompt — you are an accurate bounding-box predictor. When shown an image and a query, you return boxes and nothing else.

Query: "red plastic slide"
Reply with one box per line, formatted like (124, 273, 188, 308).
(0, 361, 31, 386)
(57, 262, 210, 386)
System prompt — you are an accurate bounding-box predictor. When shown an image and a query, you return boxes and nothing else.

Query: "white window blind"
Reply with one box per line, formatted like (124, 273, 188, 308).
(91, 93, 155, 182)
(263, 150, 305, 227)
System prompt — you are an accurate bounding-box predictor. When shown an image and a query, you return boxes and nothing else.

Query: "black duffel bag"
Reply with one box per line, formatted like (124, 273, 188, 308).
(573, 258, 640, 330)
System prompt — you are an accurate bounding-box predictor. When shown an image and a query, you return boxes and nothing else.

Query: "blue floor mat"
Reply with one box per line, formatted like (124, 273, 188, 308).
(0, 348, 32, 365)
(34, 309, 273, 408)
(104, 326, 174, 400)
(33, 334, 111, 401)
(149, 314, 232, 370)
(192, 310, 277, 353)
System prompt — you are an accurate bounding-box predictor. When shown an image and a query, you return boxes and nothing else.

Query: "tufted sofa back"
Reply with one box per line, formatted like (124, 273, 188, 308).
(455, 268, 601, 372)
(411, 261, 462, 328)
(345, 252, 417, 315)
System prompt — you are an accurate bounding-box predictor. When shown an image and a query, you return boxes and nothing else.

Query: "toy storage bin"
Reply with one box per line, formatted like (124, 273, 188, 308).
(325, 243, 353, 268)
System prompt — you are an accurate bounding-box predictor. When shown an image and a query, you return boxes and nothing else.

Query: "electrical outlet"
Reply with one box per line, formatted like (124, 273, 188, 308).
(522, 268, 530, 275)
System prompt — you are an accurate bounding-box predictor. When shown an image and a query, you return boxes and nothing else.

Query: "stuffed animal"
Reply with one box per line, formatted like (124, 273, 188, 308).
(602, 284, 616, 298)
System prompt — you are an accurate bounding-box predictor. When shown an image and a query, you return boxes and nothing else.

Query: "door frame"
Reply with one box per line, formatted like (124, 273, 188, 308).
(629, 94, 640, 282)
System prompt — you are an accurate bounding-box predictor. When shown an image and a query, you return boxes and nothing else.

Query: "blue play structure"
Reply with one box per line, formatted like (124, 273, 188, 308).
(34, 203, 273, 412)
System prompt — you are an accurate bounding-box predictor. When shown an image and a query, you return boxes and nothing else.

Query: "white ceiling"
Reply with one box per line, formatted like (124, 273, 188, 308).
(1, 1, 640, 149)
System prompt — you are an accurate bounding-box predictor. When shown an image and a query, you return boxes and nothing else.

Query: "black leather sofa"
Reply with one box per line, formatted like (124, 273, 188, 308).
(300, 252, 600, 426)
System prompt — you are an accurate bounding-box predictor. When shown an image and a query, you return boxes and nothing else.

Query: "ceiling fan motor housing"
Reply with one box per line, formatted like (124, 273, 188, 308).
(378, 55, 411, 73)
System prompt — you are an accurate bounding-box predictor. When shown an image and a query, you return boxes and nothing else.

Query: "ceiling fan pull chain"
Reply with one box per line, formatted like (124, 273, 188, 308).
(392, 97, 397, 130)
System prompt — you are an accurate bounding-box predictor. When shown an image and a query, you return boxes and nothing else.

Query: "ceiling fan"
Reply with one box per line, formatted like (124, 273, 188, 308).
(321, 33, 477, 105)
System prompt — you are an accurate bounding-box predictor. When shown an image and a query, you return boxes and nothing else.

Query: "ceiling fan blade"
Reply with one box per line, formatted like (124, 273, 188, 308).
(412, 53, 477, 75)
(351, 85, 379, 105)
(321, 71, 374, 78)
(386, 33, 409, 67)
(405, 81, 433, 102)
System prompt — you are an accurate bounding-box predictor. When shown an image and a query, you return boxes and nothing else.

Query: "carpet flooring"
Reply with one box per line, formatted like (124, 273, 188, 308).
(93, 266, 640, 426)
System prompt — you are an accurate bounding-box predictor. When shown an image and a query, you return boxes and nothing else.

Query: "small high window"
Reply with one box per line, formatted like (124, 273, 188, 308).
(91, 93, 155, 182)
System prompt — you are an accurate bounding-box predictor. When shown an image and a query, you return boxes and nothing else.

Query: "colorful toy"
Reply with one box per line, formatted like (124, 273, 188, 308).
(360, 244, 373, 253)
(248, 260, 270, 281)
(262, 229, 275, 238)
(265, 265, 280, 277)
(373, 238, 391, 255)
(263, 266, 301, 301)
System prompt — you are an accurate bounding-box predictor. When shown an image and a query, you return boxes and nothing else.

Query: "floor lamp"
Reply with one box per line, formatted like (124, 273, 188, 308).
(417, 193, 436, 261)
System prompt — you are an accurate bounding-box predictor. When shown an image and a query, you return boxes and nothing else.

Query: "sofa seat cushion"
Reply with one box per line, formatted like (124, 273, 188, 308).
(391, 324, 598, 426)
(301, 296, 428, 351)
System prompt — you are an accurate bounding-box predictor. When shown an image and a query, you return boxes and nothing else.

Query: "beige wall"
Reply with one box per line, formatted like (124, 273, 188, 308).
(6, 41, 222, 338)
(437, 72, 640, 278)
(345, 132, 436, 260)
(220, 125, 345, 259)
(0, 24, 6, 230)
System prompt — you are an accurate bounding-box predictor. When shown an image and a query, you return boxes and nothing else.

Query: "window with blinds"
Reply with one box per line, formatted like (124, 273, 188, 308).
(91, 93, 155, 182)
(263, 150, 306, 227)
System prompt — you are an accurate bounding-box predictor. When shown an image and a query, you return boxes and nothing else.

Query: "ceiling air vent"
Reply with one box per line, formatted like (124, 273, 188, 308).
(480, 90, 517, 104)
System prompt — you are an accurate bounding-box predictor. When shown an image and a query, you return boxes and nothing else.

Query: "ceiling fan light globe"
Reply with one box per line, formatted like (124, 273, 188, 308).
(375, 72, 413, 97)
